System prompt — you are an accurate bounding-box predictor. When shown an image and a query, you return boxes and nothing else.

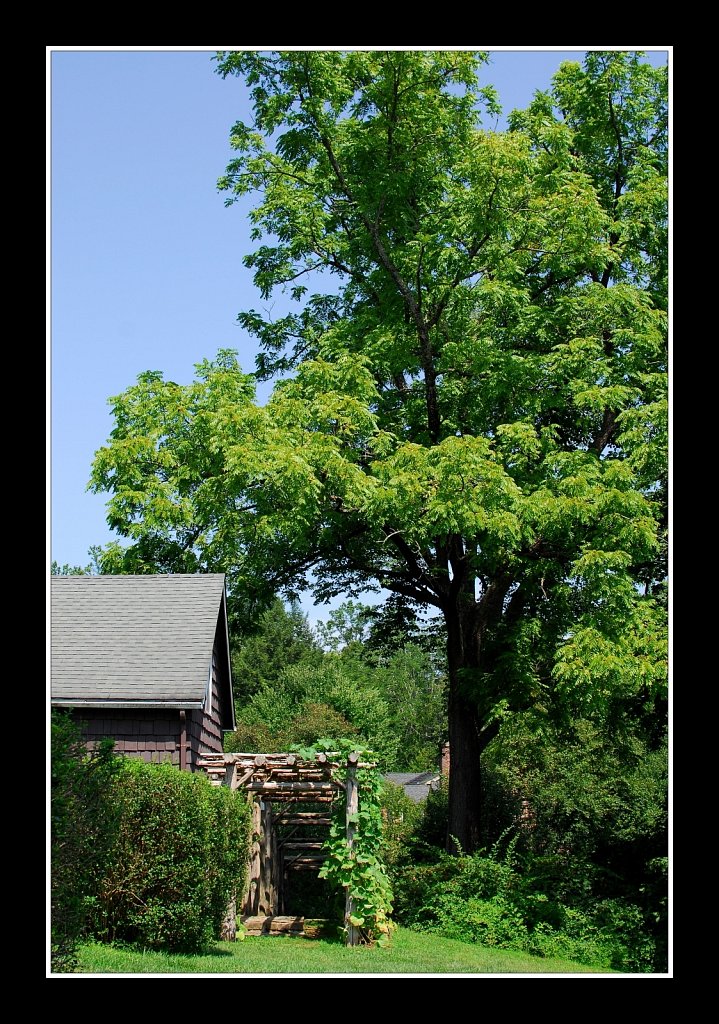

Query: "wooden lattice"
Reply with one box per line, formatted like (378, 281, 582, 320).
(198, 750, 367, 942)
(197, 751, 343, 800)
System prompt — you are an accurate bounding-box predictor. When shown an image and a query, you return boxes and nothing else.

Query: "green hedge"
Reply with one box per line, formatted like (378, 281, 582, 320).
(51, 711, 122, 972)
(91, 760, 252, 953)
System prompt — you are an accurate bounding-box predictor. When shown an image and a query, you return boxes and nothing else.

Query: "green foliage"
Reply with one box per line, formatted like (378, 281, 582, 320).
(51, 711, 122, 972)
(230, 597, 323, 705)
(364, 595, 447, 660)
(226, 596, 446, 771)
(479, 713, 668, 969)
(51, 561, 90, 576)
(382, 705, 668, 972)
(292, 740, 394, 945)
(51, 549, 104, 576)
(228, 654, 399, 765)
(226, 699, 358, 753)
(369, 643, 446, 771)
(410, 784, 451, 857)
(379, 781, 424, 865)
(91, 760, 251, 953)
(481, 715, 668, 882)
(314, 599, 374, 652)
(391, 850, 659, 971)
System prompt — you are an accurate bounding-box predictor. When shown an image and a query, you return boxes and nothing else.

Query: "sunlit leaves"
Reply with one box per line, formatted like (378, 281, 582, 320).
(91, 51, 667, 746)
(554, 598, 668, 714)
(368, 435, 525, 551)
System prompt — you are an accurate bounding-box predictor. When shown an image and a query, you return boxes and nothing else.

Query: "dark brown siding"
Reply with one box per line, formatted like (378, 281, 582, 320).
(187, 645, 224, 770)
(73, 709, 181, 766)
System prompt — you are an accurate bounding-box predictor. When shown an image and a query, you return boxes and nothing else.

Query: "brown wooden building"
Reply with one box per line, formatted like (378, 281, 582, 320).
(51, 573, 235, 769)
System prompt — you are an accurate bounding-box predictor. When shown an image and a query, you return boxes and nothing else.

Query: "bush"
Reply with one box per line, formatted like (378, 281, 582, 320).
(391, 849, 658, 971)
(380, 781, 424, 865)
(392, 851, 515, 928)
(91, 760, 251, 952)
(226, 700, 357, 753)
(381, 710, 667, 972)
(51, 710, 122, 972)
(480, 715, 668, 969)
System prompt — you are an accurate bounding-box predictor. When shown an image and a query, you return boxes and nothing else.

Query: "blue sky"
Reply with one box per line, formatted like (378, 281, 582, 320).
(50, 47, 669, 605)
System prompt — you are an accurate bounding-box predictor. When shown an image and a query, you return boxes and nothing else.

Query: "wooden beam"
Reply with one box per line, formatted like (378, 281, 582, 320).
(275, 816, 333, 827)
(243, 799, 262, 917)
(246, 781, 340, 793)
(280, 841, 326, 850)
(345, 765, 359, 946)
(242, 916, 305, 935)
(233, 766, 257, 790)
(259, 802, 277, 915)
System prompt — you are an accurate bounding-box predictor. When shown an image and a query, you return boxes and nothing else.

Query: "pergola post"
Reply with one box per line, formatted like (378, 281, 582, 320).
(345, 751, 360, 947)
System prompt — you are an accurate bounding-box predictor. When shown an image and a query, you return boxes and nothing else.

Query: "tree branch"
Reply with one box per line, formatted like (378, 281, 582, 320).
(309, 113, 441, 443)
(591, 407, 619, 454)
(382, 524, 441, 597)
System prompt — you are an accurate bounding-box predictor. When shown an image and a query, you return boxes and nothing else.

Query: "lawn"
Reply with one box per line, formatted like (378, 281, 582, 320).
(76, 926, 612, 975)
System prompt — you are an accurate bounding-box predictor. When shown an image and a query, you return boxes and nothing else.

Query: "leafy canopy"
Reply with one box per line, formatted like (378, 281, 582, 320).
(91, 51, 667, 733)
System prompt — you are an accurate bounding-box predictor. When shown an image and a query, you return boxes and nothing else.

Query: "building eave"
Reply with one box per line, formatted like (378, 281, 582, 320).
(51, 699, 204, 710)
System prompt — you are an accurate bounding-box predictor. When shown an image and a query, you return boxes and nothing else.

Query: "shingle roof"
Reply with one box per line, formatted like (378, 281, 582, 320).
(401, 785, 438, 804)
(384, 771, 441, 803)
(385, 772, 438, 787)
(51, 574, 228, 706)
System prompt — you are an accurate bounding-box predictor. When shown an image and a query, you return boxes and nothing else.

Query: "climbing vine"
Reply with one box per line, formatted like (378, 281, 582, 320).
(292, 739, 394, 946)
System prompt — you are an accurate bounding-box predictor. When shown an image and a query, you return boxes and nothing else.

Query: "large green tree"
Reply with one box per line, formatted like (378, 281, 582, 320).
(91, 51, 667, 852)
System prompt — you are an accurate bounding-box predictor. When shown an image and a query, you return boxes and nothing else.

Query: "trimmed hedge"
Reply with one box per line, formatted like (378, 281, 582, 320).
(51, 711, 122, 972)
(91, 759, 251, 952)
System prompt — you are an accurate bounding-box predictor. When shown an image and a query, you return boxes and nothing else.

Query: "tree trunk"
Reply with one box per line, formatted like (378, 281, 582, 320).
(445, 605, 484, 854)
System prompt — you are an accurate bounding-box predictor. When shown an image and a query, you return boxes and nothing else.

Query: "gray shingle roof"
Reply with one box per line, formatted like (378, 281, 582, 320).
(384, 771, 441, 803)
(385, 772, 439, 787)
(401, 785, 438, 804)
(51, 574, 227, 706)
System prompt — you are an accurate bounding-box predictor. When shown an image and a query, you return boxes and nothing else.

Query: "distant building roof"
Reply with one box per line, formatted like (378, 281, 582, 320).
(384, 771, 441, 803)
(51, 574, 231, 715)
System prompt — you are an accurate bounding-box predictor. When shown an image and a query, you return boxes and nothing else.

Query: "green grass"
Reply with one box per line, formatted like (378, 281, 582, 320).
(76, 926, 612, 975)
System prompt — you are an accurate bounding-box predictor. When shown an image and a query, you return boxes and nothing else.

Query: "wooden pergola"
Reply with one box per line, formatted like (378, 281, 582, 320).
(199, 750, 365, 944)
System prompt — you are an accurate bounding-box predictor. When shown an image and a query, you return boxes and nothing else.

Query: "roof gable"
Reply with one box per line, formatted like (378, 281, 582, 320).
(51, 574, 231, 714)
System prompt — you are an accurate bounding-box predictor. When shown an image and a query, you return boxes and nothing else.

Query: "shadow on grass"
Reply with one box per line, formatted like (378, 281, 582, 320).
(100, 941, 237, 959)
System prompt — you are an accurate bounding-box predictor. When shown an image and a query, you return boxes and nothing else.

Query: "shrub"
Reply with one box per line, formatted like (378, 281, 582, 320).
(226, 700, 357, 753)
(380, 781, 423, 865)
(51, 710, 122, 972)
(409, 784, 450, 858)
(91, 760, 251, 952)
(392, 851, 515, 929)
(480, 715, 668, 969)
(391, 850, 659, 971)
